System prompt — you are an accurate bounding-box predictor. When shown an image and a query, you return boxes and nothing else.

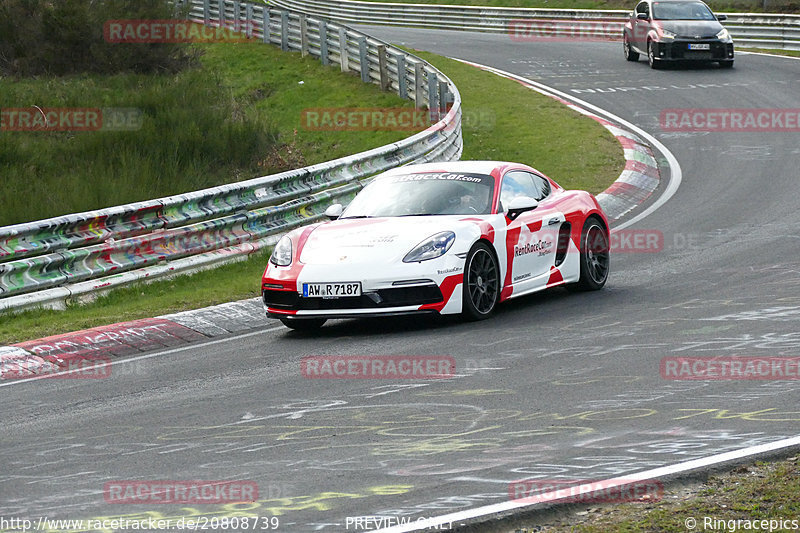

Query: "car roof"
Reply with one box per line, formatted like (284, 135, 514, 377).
(379, 161, 535, 177)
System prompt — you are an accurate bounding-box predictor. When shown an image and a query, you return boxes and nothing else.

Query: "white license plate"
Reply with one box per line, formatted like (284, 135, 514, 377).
(688, 43, 710, 50)
(302, 282, 361, 298)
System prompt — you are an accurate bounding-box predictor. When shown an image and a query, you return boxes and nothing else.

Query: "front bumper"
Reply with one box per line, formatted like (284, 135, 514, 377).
(263, 283, 444, 317)
(262, 255, 467, 318)
(652, 40, 734, 61)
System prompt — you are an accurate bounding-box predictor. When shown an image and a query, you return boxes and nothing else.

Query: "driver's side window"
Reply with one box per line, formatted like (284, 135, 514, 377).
(499, 171, 542, 212)
(635, 1, 649, 16)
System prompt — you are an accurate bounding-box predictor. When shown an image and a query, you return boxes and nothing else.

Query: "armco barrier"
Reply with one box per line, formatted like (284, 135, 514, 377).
(0, 0, 462, 310)
(268, 0, 800, 51)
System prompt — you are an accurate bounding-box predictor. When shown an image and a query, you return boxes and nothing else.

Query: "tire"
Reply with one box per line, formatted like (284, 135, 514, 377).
(648, 41, 662, 69)
(280, 317, 327, 331)
(719, 60, 734, 68)
(624, 35, 639, 62)
(571, 217, 610, 292)
(461, 242, 500, 321)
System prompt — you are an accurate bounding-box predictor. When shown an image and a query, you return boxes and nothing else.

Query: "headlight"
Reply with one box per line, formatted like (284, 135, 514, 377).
(270, 235, 293, 266)
(403, 232, 455, 263)
(660, 28, 676, 39)
(716, 28, 730, 40)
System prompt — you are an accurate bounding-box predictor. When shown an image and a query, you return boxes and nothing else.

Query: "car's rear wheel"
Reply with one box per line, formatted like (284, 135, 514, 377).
(648, 41, 662, 69)
(462, 242, 499, 321)
(280, 317, 327, 331)
(624, 35, 639, 61)
(719, 60, 734, 68)
(570, 217, 610, 291)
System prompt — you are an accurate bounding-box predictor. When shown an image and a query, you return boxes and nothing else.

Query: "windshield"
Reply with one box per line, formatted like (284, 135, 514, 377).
(652, 1, 716, 20)
(341, 172, 495, 218)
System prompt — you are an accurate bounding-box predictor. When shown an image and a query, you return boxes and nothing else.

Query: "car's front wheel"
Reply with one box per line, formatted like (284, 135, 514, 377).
(280, 317, 327, 331)
(624, 35, 639, 61)
(462, 242, 500, 321)
(570, 217, 610, 291)
(648, 41, 662, 69)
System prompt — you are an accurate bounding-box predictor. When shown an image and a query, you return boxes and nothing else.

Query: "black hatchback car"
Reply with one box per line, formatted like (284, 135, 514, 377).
(623, 0, 735, 68)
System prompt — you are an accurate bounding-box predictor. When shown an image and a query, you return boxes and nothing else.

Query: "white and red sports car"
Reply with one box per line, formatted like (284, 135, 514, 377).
(262, 161, 610, 330)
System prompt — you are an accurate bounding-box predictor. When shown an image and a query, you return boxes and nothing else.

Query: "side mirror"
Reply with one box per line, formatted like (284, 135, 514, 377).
(325, 203, 343, 220)
(506, 196, 539, 221)
(716, 13, 727, 21)
(636, 12, 649, 20)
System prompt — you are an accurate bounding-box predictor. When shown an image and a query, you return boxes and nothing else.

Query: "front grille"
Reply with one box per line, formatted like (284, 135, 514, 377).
(263, 285, 443, 311)
(379, 285, 443, 306)
(676, 34, 717, 39)
(666, 41, 729, 59)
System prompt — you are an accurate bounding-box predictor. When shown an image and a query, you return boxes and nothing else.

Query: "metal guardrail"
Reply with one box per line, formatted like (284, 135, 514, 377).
(0, 0, 462, 311)
(268, 0, 800, 51)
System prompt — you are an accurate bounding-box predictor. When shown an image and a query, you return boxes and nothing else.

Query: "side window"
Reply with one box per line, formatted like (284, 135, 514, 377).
(635, 2, 649, 16)
(499, 171, 546, 211)
(533, 173, 551, 199)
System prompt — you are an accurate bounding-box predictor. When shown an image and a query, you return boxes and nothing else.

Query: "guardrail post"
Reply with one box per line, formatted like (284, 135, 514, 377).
(203, 0, 211, 25)
(377, 45, 389, 91)
(338, 28, 349, 72)
(414, 62, 424, 109)
(245, 3, 253, 38)
(280, 11, 289, 51)
(438, 80, 449, 114)
(358, 37, 370, 83)
(427, 69, 438, 119)
(233, 1, 240, 32)
(217, 0, 225, 27)
(261, 7, 271, 43)
(299, 14, 309, 57)
(394, 53, 407, 99)
(319, 21, 329, 66)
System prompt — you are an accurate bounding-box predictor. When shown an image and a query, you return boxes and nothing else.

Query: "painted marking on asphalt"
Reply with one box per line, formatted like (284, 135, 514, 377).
(375, 434, 800, 532)
(451, 59, 682, 232)
(0, 325, 285, 388)
(738, 50, 800, 61)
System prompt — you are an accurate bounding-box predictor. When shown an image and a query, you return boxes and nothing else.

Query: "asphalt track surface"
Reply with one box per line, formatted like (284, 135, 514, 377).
(3, 28, 800, 532)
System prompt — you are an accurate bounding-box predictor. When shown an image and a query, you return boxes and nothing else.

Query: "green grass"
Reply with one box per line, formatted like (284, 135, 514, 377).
(411, 50, 623, 195)
(0, 42, 415, 226)
(0, 48, 623, 345)
(351, 0, 799, 13)
(743, 47, 800, 57)
(1, 67, 276, 226)
(196, 42, 421, 167)
(510, 455, 800, 532)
